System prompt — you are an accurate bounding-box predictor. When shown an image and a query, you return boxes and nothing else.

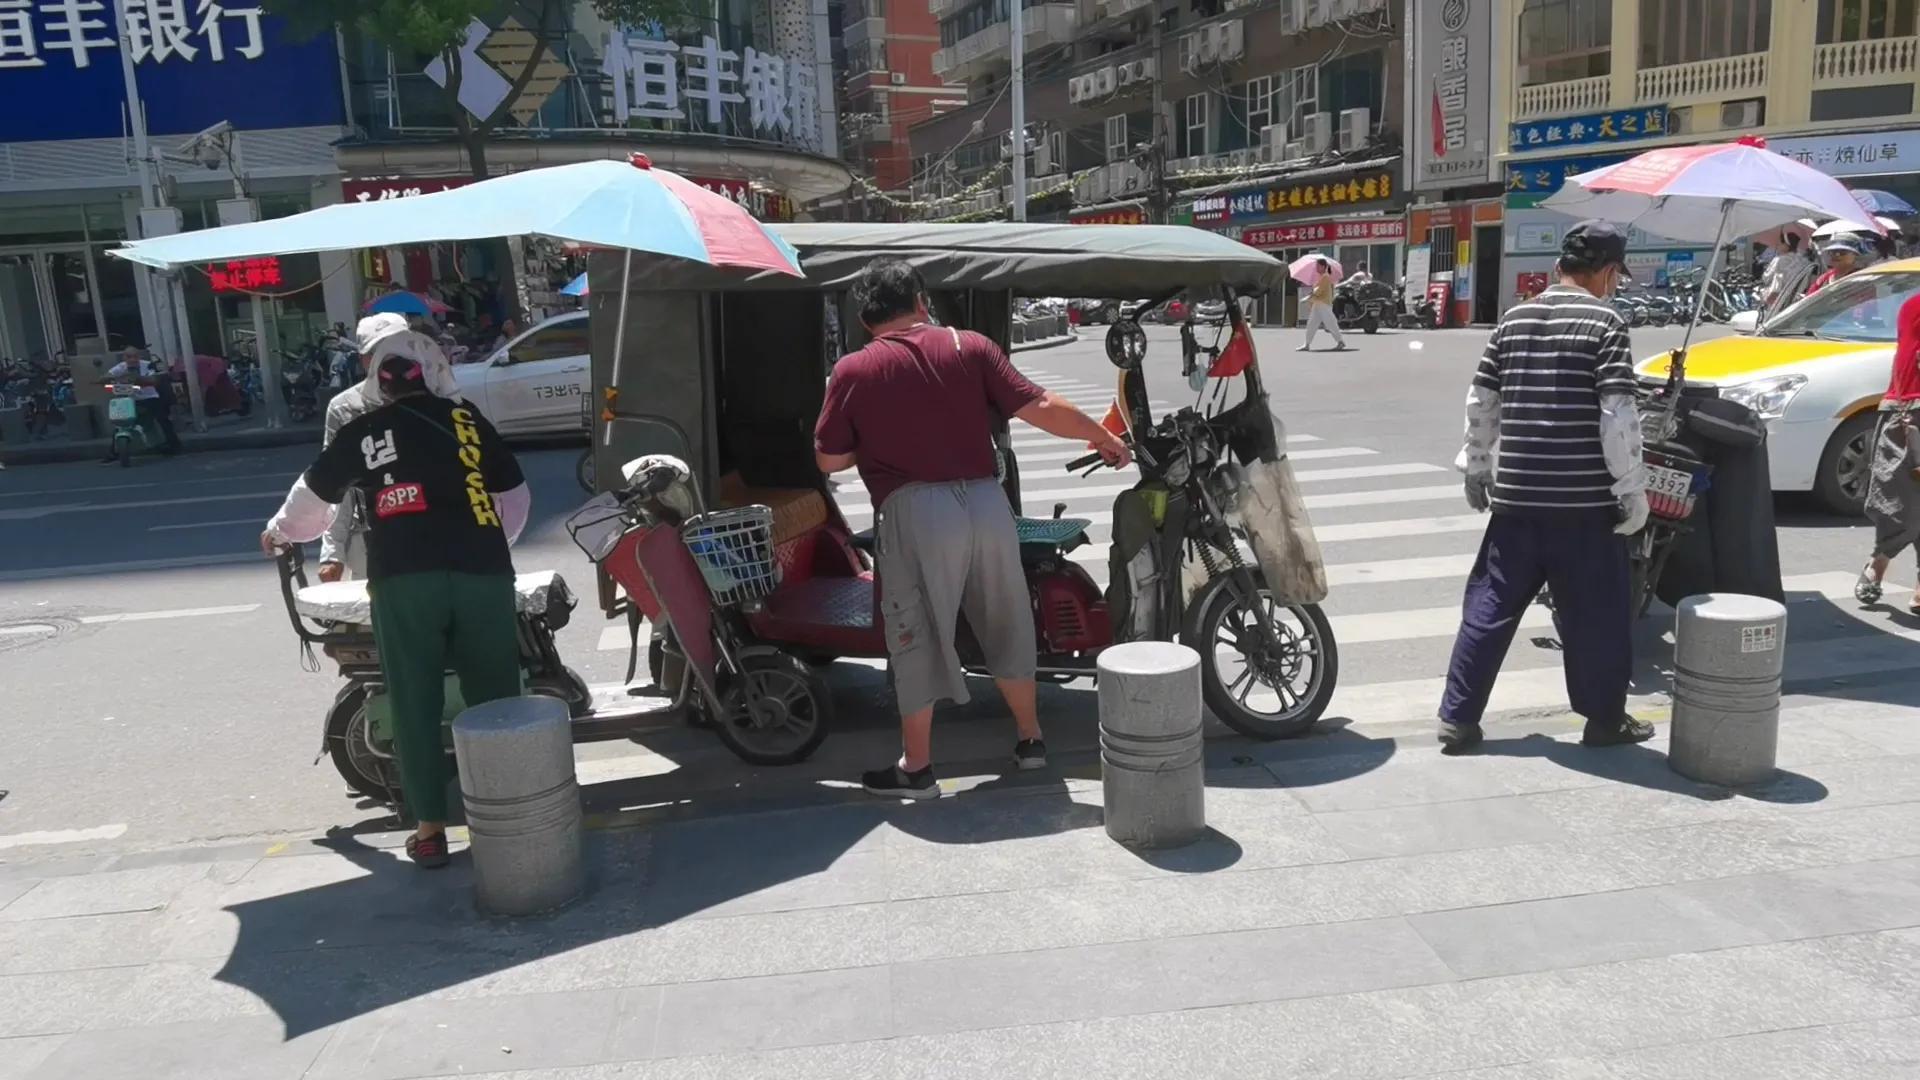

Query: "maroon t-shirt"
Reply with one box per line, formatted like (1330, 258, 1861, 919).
(815, 324, 1044, 509)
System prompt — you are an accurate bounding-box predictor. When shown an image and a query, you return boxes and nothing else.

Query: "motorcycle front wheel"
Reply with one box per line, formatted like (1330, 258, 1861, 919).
(1183, 576, 1338, 740)
(711, 650, 831, 765)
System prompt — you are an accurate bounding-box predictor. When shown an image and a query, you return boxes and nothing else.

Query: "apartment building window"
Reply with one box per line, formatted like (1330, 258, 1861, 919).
(1245, 75, 1274, 136)
(1319, 49, 1385, 122)
(1183, 92, 1211, 157)
(1517, 0, 1612, 86)
(1819, 0, 1917, 40)
(1640, 0, 1772, 67)
(1106, 114, 1130, 162)
(1274, 64, 1318, 134)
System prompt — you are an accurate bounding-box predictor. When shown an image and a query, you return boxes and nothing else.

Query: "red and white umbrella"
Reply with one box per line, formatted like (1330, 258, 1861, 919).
(1541, 136, 1882, 242)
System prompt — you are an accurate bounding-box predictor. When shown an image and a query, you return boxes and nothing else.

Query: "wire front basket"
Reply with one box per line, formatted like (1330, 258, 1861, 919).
(680, 505, 779, 606)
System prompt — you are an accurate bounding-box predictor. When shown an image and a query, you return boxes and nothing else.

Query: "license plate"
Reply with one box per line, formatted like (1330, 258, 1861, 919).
(1647, 464, 1692, 499)
(108, 398, 136, 421)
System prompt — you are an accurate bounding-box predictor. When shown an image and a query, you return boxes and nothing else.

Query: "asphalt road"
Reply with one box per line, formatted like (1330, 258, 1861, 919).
(0, 320, 1905, 858)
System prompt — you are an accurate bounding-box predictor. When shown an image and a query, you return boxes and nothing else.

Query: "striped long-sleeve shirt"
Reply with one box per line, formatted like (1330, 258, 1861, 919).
(1474, 284, 1638, 519)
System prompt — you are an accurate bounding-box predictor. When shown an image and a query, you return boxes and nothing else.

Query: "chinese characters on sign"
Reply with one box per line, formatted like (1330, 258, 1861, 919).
(1768, 131, 1920, 177)
(1411, 0, 1491, 189)
(604, 30, 819, 151)
(209, 256, 281, 292)
(1509, 107, 1669, 153)
(1241, 219, 1405, 249)
(1070, 207, 1145, 225)
(694, 176, 794, 222)
(341, 173, 795, 222)
(0, 0, 265, 70)
(1504, 151, 1633, 197)
(1189, 169, 1396, 224)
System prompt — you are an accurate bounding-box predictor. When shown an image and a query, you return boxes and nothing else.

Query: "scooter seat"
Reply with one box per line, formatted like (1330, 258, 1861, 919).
(749, 574, 884, 657)
(294, 570, 576, 625)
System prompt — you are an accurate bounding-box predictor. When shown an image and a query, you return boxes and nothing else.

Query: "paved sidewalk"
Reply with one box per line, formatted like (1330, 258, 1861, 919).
(3, 699, 1919, 1080)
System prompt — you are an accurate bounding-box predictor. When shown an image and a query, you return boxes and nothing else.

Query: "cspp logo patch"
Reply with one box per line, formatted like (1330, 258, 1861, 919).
(374, 482, 428, 518)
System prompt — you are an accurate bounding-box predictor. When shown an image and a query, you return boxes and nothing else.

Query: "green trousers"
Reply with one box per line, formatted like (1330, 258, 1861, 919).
(367, 571, 523, 822)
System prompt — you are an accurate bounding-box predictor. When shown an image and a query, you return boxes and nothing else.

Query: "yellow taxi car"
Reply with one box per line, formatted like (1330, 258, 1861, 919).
(1635, 258, 1915, 514)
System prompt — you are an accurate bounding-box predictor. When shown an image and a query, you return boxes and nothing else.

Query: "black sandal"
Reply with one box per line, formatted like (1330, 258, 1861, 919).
(405, 832, 451, 869)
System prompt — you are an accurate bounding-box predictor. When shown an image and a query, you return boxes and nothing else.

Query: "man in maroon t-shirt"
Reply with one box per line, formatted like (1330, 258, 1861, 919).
(816, 259, 1129, 799)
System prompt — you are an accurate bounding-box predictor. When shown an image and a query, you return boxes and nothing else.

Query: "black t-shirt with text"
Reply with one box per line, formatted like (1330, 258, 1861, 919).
(303, 395, 525, 580)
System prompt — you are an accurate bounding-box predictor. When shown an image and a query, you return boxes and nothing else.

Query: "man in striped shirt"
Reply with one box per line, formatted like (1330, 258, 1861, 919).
(1437, 220, 1654, 753)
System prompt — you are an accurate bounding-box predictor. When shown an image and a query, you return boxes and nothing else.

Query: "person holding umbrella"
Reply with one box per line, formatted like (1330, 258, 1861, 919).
(1297, 255, 1348, 352)
(1438, 221, 1654, 754)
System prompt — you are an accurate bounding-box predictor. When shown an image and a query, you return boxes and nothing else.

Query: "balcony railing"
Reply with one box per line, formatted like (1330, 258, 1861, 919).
(932, 5, 1077, 81)
(1636, 52, 1768, 106)
(1813, 35, 1920, 89)
(1513, 75, 1611, 122)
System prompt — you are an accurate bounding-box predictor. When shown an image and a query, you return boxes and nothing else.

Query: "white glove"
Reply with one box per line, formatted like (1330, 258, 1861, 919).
(1464, 472, 1492, 512)
(1615, 491, 1650, 535)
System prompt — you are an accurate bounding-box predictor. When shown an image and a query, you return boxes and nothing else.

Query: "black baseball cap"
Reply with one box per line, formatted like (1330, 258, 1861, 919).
(1562, 219, 1632, 279)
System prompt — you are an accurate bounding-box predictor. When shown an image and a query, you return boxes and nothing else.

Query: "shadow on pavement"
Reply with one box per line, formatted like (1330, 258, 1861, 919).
(1476, 732, 1829, 805)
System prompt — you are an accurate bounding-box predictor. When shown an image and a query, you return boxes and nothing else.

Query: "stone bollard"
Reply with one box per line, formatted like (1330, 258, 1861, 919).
(1670, 593, 1788, 787)
(451, 695, 585, 916)
(1098, 641, 1206, 849)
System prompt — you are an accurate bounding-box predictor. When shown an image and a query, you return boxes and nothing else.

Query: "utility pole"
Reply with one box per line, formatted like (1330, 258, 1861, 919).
(1009, 0, 1027, 222)
(1145, 5, 1168, 225)
(112, 1, 206, 432)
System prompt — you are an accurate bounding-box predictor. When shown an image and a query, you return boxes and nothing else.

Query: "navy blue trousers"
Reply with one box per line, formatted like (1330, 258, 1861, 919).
(1439, 512, 1631, 728)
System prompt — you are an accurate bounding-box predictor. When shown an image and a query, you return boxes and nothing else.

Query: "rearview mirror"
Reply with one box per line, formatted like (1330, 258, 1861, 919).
(1727, 311, 1760, 335)
(1105, 320, 1147, 371)
(493, 352, 513, 367)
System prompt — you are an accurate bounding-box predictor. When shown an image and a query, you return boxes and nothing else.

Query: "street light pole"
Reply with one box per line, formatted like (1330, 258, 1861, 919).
(1146, 5, 1167, 225)
(1009, 0, 1027, 222)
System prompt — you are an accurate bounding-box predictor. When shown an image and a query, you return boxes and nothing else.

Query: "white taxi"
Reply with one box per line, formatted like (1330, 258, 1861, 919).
(1635, 259, 1916, 514)
(452, 312, 591, 436)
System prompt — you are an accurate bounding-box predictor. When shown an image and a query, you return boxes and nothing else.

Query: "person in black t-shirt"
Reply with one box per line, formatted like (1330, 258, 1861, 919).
(261, 356, 532, 868)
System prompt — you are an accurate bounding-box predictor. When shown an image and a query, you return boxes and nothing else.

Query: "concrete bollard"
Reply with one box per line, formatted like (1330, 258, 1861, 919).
(451, 695, 584, 916)
(1670, 593, 1788, 787)
(1098, 641, 1206, 849)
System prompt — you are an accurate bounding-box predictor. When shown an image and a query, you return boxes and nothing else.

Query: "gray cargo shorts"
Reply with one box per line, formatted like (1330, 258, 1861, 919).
(875, 478, 1037, 716)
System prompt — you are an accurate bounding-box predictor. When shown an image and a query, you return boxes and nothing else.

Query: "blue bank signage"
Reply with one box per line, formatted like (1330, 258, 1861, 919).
(1508, 106, 1671, 154)
(0, 2, 344, 141)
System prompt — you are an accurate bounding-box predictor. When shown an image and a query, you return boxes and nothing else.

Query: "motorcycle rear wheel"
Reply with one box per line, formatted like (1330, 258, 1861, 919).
(1184, 575, 1337, 740)
(324, 686, 402, 803)
(711, 651, 831, 765)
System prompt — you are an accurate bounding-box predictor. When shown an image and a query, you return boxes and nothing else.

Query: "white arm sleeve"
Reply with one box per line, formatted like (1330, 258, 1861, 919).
(494, 482, 531, 546)
(266, 477, 338, 545)
(1454, 385, 1501, 477)
(1599, 392, 1646, 497)
(317, 402, 353, 564)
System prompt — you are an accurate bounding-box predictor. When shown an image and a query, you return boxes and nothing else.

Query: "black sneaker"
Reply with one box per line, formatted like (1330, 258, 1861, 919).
(861, 764, 937, 800)
(1582, 715, 1657, 747)
(1014, 738, 1047, 770)
(1437, 721, 1484, 755)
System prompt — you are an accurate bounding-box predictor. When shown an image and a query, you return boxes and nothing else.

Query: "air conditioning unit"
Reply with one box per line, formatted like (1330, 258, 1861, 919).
(1068, 75, 1089, 103)
(1306, 0, 1333, 26)
(1338, 106, 1370, 152)
(1331, 0, 1357, 18)
(1721, 98, 1764, 128)
(1228, 148, 1253, 169)
(1215, 19, 1244, 61)
(1284, 140, 1308, 161)
(1301, 110, 1333, 154)
(1280, 0, 1304, 32)
(1118, 58, 1157, 85)
(891, 72, 907, 85)
(1259, 123, 1288, 162)
(1197, 31, 1219, 64)
(1093, 65, 1118, 95)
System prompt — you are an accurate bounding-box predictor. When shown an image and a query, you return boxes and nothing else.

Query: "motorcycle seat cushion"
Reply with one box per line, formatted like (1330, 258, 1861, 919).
(717, 475, 829, 547)
(294, 570, 574, 624)
(748, 574, 884, 657)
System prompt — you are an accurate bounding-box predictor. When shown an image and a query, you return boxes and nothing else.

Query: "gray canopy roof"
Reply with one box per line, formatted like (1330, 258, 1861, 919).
(608, 222, 1289, 296)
